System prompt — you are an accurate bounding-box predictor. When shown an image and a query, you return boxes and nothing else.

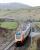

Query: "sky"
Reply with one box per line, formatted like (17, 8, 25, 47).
(0, 0, 40, 7)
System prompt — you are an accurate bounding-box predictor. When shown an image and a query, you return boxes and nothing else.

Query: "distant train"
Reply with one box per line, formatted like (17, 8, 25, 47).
(15, 23, 31, 44)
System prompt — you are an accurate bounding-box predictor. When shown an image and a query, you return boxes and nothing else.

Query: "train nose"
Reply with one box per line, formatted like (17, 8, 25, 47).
(16, 41, 24, 47)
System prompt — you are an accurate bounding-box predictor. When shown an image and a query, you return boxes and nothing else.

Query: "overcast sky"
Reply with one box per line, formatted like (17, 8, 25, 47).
(0, 0, 40, 7)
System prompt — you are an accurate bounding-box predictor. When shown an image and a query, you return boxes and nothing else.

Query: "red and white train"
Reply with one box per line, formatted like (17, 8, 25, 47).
(15, 23, 31, 44)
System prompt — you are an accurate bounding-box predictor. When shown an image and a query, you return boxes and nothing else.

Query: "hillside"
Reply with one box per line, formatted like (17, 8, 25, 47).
(0, 3, 31, 9)
(0, 8, 40, 21)
(0, 3, 40, 21)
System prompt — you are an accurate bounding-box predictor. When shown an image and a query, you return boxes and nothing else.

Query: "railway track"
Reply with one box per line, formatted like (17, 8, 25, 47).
(4, 23, 31, 50)
(8, 42, 26, 50)
(0, 30, 16, 50)
(8, 36, 31, 50)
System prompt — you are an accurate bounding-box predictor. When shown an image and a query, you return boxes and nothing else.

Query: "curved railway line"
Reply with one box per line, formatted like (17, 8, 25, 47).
(4, 23, 31, 50)
(0, 22, 39, 50)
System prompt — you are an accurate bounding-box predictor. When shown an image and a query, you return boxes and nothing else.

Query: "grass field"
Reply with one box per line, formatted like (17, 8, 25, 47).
(0, 22, 18, 29)
(0, 9, 40, 20)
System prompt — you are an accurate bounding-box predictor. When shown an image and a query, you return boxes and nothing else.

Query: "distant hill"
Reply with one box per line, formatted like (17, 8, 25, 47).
(0, 3, 32, 9)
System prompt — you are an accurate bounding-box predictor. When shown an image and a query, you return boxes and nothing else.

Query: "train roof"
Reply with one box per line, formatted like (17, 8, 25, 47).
(21, 23, 30, 31)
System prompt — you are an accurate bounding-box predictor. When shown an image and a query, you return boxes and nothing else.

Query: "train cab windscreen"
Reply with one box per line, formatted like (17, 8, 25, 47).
(16, 32, 21, 39)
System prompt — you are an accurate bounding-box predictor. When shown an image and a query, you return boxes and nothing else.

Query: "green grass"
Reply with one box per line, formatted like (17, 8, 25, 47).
(0, 22, 18, 29)
(0, 9, 31, 17)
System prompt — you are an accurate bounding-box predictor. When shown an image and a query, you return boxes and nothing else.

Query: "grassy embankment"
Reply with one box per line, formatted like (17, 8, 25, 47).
(0, 22, 18, 29)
